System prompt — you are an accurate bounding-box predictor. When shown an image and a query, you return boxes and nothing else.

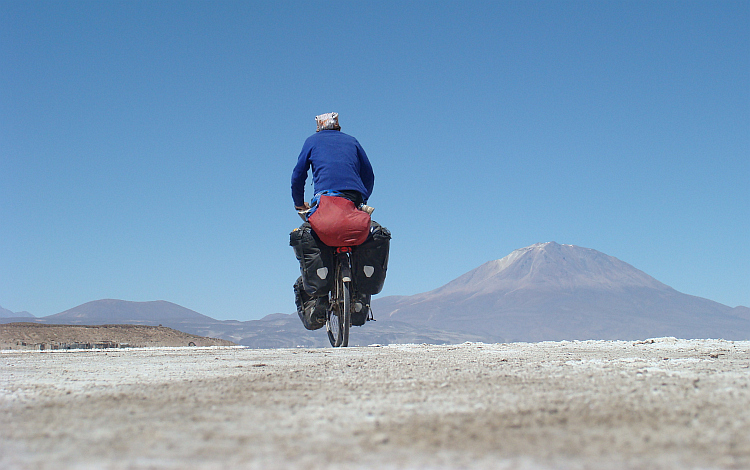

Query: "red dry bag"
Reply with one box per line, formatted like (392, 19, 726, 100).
(308, 195, 371, 247)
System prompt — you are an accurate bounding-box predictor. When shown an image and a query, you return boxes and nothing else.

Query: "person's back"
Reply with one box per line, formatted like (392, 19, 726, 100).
(291, 113, 374, 211)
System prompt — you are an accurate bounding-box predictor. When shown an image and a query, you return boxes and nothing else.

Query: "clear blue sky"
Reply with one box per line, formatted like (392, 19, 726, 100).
(2, 1, 748, 320)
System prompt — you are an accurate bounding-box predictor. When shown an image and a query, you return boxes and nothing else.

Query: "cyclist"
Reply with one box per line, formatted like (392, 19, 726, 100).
(291, 112, 375, 330)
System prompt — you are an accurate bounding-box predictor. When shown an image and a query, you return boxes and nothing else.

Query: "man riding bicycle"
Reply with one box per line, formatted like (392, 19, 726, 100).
(291, 112, 375, 331)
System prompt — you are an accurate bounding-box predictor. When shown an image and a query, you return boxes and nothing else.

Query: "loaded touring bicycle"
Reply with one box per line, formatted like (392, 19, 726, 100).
(291, 194, 390, 347)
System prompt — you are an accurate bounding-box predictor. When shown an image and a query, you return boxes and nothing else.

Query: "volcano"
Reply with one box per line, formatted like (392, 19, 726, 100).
(372, 242, 750, 342)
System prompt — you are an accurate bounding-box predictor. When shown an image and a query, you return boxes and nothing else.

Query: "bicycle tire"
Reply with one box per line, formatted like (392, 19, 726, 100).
(326, 296, 342, 347)
(340, 279, 350, 347)
(327, 258, 351, 347)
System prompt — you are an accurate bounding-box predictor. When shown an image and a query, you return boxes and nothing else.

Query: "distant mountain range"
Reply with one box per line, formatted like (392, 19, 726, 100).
(3, 242, 749, 345)
(0, 305, 33, 319)
(0, 299, 481, 347)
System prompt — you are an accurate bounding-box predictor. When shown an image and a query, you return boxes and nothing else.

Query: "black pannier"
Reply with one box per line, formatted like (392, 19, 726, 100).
(352, 221, 391, 295)
(290, 222, 334, 296)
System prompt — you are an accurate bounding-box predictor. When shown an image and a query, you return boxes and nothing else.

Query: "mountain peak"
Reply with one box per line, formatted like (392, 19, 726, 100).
(432, 242, 668, 296)
(373, 242, 747, 342)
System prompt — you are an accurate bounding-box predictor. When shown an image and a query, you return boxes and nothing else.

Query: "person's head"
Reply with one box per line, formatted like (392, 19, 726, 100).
(315, 112, 341, 132)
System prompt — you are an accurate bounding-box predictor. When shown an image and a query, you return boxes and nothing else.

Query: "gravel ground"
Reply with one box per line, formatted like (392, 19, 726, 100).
(1, 338, 749, 469)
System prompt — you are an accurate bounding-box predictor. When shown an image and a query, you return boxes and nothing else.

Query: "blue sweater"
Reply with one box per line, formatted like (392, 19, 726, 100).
(291, 130, 374, 208)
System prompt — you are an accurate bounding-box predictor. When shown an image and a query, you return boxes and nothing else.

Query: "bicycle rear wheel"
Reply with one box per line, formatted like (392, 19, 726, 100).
(327, 262, 351, 347)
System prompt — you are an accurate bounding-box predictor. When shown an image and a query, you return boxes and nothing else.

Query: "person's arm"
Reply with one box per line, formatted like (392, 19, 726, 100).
(291, 142, 312, 208)
(357, 142, 374, 203)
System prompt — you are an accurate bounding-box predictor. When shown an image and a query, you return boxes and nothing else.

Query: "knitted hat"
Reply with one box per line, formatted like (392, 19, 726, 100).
(315, 112, 340, 132)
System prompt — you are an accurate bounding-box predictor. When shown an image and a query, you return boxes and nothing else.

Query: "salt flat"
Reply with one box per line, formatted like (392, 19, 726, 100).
(1, 339, 749, 469)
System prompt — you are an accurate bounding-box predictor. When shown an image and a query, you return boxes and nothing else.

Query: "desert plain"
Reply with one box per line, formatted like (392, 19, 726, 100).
(1, 338, 749, 469)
